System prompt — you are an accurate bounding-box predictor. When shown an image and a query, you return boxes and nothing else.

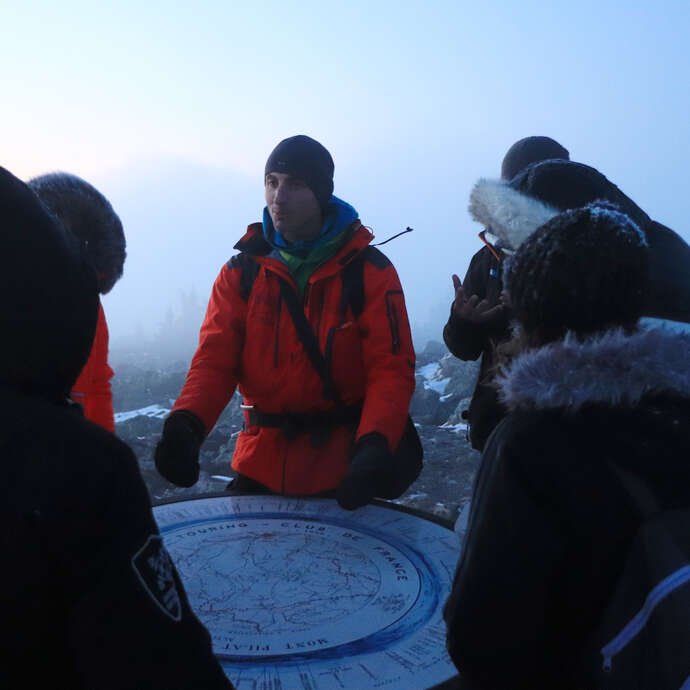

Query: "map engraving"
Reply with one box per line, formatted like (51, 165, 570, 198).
(154, 496, 460, 689)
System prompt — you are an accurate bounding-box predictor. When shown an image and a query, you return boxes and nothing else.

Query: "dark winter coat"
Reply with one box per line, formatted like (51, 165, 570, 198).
(443, 245, 511, 451)
(0, 165, 231, 689)
(0, 387, 232, 689)
(173, 221, 416, 495)
(443, 326, 690, 690)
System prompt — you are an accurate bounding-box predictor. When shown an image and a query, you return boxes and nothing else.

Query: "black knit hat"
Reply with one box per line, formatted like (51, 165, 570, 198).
(511, 160, 651, 227)
(28, 172, 126, 295)
(506, 202, 650, 341)
(0, 166, 99, 399)
(265, 135, 334, 210)
(501, 136, 569, 181)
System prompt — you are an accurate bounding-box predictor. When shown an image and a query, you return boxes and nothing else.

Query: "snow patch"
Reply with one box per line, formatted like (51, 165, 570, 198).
(454, 502, 472, 543)
(115, 404, 170, 423)
(426, 377, 451, 393)
(418, 362, 440, 379)
(418, 361, 450, 394)
(397, 492, 428, 501)
(440, 423, 468, 434)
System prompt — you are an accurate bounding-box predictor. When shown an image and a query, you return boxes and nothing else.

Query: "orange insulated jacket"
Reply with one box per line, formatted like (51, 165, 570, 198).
(173, 221, 416, 495)
(71, 302, 115, 432)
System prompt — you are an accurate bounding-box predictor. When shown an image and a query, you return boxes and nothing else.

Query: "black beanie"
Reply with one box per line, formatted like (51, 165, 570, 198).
(265, 135, 334, 210)
(28, 172, 126, 295)
(0, 166, 99, 399)
(506, 202, 649, 341)
(501, 136, 569, 180)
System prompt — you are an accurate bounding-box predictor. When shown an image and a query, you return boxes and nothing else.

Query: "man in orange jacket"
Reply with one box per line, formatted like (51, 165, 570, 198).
(155, 135, 420, 508)
(29, 173, 126, 432)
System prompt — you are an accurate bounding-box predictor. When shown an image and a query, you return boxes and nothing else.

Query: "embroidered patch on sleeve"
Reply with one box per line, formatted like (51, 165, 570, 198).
(131, 535, 182, 622)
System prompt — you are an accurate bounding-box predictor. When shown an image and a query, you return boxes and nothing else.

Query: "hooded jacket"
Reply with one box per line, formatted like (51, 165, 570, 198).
(443, 326, 690, 690)
(173, 213, 416, 495)
(0, 166, 231, 690)
(448, 163, 690, 450)
(468, 160, 690, 323)
(443, 245, 510, 450)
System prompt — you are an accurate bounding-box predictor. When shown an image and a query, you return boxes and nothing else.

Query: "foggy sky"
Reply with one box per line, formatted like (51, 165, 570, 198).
(4, 1, 689, 362)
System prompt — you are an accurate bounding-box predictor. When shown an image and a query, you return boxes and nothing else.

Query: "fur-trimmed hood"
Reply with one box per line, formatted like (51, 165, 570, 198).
(497, 327, 690, 411)
(468, 159, 652, 251)
(467, 160, 690, 322)
(469, 178, 559, 250)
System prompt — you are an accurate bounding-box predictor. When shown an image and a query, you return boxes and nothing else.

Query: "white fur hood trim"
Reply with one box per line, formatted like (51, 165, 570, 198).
(498, 327, 690, 411)
(468, 178, 559, 250)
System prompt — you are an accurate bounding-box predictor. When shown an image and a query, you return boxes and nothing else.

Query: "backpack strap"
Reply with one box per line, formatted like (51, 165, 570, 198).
(339, 253, 365, 320)
(228, 248, 359, 403)
(227, 253, 261, 303)
(231, 244, 390, 315)
(233, 246, 390, 401)
(339, 246, 391, 319)
(276, 275, 343, 405)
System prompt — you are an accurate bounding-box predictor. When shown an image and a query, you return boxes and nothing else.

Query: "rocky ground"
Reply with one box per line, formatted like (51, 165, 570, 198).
(404, 425, 479, 521)
(114, 340, 482, 526)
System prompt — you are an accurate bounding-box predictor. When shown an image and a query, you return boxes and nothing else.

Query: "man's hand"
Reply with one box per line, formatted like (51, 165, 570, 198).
(154, 410, 205, 487)
(451, 274, 505, 323)
(336, 433, 391, 510)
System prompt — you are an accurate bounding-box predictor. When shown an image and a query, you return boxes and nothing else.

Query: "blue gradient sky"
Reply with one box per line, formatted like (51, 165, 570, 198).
(3, 1, 689, 348)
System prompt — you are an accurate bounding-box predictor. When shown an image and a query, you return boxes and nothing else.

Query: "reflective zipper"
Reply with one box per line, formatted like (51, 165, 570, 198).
(601, 564, 690, 671)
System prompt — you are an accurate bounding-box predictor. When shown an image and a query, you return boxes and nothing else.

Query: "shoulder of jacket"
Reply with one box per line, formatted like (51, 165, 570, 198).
(226, 252, 257, 271)
(223, 253, 262, 303)
(338, 244, 392, 272)
(360, 245, 392, 269)
(233, 223, 271, 257)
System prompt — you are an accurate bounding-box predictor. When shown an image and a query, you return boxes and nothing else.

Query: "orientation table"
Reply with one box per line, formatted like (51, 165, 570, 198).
(154, 494, 461, 689)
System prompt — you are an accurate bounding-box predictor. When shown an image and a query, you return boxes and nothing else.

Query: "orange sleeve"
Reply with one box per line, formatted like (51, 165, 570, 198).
(355, 261, 416, 450)
(72, 302, 115, 432)
(172, 264, 247, 433)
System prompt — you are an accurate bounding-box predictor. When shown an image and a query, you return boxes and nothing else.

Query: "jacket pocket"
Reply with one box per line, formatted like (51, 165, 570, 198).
(385, 290, 405, 354)
(328, 321, 365, 400)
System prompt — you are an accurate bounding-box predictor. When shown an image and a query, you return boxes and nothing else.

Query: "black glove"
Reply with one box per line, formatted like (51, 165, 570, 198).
(154, 410, 206, 487)
(336, 433, 392, 510)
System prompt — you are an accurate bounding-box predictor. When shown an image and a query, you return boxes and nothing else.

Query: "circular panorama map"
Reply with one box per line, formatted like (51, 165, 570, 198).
(153, 495, 461, 689)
